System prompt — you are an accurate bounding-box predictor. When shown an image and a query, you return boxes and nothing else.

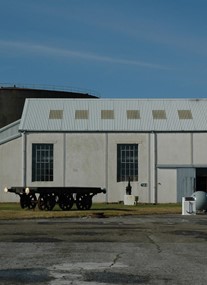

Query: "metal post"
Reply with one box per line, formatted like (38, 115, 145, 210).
(22, 132, 26, 187)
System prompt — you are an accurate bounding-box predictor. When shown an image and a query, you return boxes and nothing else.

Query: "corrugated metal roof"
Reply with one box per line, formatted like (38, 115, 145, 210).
(0, 120, 21, 144)
(19, 98, 207, 132)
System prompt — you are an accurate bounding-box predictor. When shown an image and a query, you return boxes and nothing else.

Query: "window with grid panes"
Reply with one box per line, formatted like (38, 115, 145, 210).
(117, 144, 138, 182)
(32, 144, 53, 181)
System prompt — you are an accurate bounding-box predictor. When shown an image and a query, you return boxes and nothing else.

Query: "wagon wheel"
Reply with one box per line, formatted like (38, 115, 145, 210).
(20, 194, 28, 209)
(38, 194, 47, 211)
(76, 193, 92, 210)
(59, 193, 74, 211)
(38, 194, 56, 211)
(27, 194, 37, 209)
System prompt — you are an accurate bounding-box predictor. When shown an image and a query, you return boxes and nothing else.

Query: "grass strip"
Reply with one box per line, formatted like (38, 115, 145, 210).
(0, 203, 182, 220)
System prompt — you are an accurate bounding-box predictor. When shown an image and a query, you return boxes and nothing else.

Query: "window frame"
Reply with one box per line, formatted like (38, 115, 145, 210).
(117, 144, 138, 182)
(32, 143, 54, 182)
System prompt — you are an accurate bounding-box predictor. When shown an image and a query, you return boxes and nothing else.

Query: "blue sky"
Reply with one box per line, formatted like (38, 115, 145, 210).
(1, 0, 207, 98)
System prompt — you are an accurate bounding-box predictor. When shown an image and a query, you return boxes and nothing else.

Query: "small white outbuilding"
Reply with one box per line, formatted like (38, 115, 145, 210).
(1, 98, 207, 203)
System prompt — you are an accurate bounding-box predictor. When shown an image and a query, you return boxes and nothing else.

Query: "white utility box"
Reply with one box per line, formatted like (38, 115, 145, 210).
(182, 197, 196, 215)
(124, 194, 135, 205)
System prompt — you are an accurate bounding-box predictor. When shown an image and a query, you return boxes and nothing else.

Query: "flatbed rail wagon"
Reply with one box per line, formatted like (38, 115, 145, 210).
(4, 186, 106, 211)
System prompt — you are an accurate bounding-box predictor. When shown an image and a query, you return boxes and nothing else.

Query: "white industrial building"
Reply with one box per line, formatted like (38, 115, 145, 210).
(1, 98, 207, 203)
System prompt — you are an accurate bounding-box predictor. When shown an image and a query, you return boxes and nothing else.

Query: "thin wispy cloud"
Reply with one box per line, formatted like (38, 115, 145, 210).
(0, 40, 171, 71)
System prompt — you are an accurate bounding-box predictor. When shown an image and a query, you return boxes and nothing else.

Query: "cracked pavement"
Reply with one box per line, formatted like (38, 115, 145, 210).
(1, 214, 207, 284)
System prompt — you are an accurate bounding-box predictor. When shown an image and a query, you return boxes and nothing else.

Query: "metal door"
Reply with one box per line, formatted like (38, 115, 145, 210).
(177, 168, 195, 202)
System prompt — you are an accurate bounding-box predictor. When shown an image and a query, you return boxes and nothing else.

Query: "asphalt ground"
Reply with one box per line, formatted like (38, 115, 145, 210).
(0, 214, 207, 285)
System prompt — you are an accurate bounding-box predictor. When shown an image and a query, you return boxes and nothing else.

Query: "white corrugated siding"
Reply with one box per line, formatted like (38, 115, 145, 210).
(19, 98, 207, 132)
(0, 120, 21, 144)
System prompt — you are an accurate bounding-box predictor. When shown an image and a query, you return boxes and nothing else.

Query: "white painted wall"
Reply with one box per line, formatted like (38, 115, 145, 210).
(0, 137, 22, 202)
(106, 133, 149, 203)
(26, 133, 65, 187)
(2, 131, 207, 203)
(65, 133, 106, 202)
(65, 133, 105, 187)
(157, 133, 192, 165)
(26, 132, 150, 203)
(193, 133, 207, 165)
(64, 133, 150, 203)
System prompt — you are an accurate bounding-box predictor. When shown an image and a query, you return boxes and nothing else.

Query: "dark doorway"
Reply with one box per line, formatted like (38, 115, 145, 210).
(196, 168, 207, 192)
